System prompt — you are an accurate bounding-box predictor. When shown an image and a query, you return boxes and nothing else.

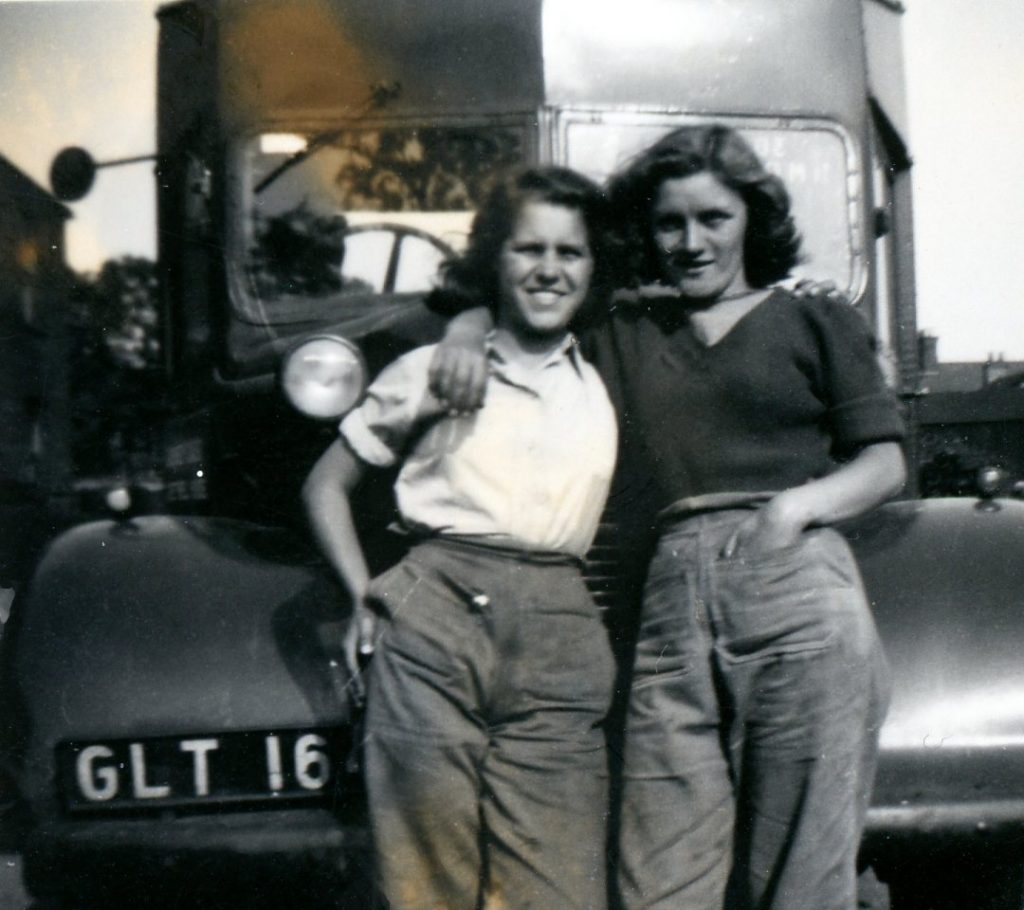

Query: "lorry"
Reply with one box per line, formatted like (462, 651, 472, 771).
(6, 1, 1024, 907)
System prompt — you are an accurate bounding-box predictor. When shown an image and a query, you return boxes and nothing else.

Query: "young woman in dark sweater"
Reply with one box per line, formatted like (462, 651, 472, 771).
(430, 125, 906, 910)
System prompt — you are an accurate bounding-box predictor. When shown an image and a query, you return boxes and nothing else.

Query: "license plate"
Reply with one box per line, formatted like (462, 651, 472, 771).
(58, 727, 348, 813)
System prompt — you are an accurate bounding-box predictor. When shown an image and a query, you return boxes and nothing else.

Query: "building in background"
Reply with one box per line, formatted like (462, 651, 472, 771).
(0, 154, 72, 585)
(917, 333, 1024, 393)
(913, 331, 1024, 496)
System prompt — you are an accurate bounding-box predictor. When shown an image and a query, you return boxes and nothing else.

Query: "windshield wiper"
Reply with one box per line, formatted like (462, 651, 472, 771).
(255, 81, 402, 195)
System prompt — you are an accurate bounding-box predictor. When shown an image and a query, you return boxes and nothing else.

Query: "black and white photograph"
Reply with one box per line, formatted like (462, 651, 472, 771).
(0, 1, 1023, 908)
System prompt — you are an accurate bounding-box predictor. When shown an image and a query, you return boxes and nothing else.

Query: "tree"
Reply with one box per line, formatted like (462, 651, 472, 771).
(74, 256, 161, 370)
(68, 256, 164, 475)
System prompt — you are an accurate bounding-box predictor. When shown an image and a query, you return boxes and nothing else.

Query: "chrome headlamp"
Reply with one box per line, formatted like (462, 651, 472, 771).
(976, 465, 1006, 499)
(281, 335, 367, 420)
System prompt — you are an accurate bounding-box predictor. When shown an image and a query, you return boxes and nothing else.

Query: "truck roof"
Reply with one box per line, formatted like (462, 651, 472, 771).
(167, 0, 885, 138)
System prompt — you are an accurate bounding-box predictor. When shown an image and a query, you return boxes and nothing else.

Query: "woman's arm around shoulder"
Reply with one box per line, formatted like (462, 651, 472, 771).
(427, 307, 494, 415)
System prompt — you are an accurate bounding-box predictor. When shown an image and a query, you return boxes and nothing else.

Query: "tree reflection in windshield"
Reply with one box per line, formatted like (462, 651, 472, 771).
(324, 128, 520, 213)
(249, 204, 370, 299)
(242, 125, 524, 316)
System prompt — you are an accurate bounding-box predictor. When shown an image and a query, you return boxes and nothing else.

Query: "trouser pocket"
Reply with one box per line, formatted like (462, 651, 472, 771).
(713, 528, 868, 663)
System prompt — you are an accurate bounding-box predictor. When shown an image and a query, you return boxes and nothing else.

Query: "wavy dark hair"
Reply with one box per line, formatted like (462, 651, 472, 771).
(436, 166, 612, 329)
(607, 124, 801, 289)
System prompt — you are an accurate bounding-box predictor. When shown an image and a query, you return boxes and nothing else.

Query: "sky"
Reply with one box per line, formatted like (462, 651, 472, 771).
(902, 0, 1024, 362)
(0, 0, 1022, 363)
(0, 0, 159, 270)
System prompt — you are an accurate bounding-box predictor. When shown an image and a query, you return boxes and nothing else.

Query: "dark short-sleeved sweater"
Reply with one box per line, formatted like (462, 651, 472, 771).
(581, 288, 905, 521)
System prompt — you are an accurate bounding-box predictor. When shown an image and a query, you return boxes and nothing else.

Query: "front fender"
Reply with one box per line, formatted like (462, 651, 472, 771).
(851, 498, 1024, 853)
(3, 515, 354, 820)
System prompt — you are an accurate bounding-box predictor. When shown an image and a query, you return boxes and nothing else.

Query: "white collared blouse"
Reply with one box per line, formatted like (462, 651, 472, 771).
(340, 335, 618, 558)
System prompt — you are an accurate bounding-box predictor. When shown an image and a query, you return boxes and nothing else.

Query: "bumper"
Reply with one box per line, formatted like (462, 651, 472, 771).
(864, 799, 1024, 860)
(864, 747, 1024, 862)
(23, 808, 374, 906)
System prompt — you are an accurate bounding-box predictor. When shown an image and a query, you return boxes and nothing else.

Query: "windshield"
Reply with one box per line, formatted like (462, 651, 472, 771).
(228, 115, 860, 341)
(230, 124, 526, 327)
(559, 113, 864, 298)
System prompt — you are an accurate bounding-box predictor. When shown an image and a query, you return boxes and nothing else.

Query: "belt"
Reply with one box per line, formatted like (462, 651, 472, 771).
(412, 533, 585, 568)
(657, 490, 775, 526)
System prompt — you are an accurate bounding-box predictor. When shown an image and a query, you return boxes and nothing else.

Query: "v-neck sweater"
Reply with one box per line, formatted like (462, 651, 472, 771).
(582, 288, 905, 523)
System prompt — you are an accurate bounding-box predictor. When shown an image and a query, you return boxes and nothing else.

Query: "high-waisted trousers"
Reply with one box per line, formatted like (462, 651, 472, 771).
(617, 511, 890, 910)
(364, 539, 616, 910)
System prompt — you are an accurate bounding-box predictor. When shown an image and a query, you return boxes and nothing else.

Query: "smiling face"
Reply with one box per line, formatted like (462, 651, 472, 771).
(497, 200, 594, 340)
(650, 171, 751, 302)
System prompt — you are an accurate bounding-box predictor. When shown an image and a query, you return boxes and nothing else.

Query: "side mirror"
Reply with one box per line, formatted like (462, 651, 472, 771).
(49, 147, 156, 202)
(50, 147, 97, 201)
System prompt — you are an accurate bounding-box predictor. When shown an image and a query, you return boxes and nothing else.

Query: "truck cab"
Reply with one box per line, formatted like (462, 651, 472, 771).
(9, 2, 1024, 908)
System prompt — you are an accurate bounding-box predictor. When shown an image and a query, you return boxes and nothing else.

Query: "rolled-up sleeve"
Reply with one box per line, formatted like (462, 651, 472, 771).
(339, 346, 436, 467)
(812, 300, 905, 452)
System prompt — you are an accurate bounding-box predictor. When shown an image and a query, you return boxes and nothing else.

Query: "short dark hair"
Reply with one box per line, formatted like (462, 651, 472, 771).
(439, 166, 612, 328)
(607, 124, 801, 289)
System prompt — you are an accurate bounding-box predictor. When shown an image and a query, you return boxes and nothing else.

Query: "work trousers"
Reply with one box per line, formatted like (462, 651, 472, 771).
(363, 539, 615, 910)
(617, 511, 890, 910)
